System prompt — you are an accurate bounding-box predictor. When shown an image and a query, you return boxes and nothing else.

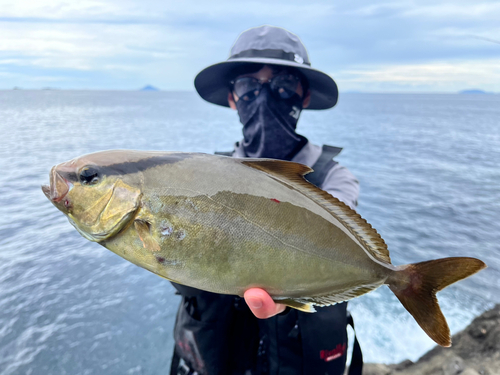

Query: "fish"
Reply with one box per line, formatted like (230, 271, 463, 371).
(42, 150, 486, 347)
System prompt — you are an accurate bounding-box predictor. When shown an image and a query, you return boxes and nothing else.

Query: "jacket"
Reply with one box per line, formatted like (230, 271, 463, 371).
(170, 143, 361, 375)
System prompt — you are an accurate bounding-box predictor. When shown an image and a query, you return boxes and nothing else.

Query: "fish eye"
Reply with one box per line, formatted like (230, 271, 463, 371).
(79, 166, 100, 186)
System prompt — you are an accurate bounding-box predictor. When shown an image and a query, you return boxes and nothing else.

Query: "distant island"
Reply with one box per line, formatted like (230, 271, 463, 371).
(458, 89, 489, 95)
(140, 85, 160, 91)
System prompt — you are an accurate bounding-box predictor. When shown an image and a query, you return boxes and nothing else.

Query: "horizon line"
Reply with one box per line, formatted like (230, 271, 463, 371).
(1, 88, 498, 95)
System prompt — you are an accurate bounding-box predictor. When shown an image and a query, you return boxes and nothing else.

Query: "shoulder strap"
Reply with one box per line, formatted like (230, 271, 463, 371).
(347, 312, 363, 375)
(305, 145, 342, 187)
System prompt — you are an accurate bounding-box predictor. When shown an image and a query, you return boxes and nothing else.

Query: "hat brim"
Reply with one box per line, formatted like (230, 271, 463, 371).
(194, 57, 339, 110)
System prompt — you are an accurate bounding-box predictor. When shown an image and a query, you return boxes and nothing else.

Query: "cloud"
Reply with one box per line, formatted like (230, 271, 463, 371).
(468, 35, 500, 45)
(0, 0, 131, 19)
(335, 59, 500, 92)
(402, 2, 500, 18)
(0, 0, 499, 90)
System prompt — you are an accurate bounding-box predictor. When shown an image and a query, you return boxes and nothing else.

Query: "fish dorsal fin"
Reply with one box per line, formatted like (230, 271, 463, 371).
(241, 159, 392, 265)
(241, 158, 313, 179)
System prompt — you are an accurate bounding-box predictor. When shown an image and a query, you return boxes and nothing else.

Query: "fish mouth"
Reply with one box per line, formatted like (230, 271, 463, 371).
(42, 167, 71, 203)
(41, 184, 51, 199)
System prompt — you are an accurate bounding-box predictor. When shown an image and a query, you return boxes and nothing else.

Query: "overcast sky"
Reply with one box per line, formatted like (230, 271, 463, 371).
(1, 0, 499, 92)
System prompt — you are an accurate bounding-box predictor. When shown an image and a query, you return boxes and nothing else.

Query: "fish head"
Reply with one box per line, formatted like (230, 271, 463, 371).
(42, 151, 142, 242)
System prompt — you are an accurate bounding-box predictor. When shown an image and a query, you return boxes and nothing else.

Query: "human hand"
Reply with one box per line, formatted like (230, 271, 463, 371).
(244, 288, 287, 319)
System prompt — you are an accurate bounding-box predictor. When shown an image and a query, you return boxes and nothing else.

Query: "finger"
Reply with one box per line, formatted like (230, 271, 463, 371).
(244, 288, 287, 319)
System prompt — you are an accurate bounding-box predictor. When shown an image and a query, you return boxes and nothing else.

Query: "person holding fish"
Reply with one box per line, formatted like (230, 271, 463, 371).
(170, 25, 362, 375)
(41, 25, 486, 375)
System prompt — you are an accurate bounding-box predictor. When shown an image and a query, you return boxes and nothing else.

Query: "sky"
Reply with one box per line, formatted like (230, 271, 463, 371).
(0, 0, 499, 92)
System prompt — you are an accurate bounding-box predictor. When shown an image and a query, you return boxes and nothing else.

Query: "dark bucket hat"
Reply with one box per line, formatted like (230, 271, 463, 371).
(194, 25, 339, 110)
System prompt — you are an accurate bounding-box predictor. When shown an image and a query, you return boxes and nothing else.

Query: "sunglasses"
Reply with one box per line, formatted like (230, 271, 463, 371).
(231, 73, 301, 102)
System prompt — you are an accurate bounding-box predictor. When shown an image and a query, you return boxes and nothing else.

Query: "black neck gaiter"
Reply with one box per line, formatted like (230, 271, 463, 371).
(236, 86, 308, 161)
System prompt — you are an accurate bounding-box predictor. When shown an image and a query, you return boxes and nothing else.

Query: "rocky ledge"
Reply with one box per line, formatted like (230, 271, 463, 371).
(362, 304, 500, 375)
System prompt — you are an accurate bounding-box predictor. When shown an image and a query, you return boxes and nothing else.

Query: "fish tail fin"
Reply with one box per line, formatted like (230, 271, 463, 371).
(388, 257, 486, 347)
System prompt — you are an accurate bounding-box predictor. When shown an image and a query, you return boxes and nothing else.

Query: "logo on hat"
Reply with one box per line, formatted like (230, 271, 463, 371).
(294, 53, 304, 64)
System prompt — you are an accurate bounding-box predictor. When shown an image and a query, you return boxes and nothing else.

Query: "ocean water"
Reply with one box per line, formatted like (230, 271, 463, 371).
(0, 90, 499, 374)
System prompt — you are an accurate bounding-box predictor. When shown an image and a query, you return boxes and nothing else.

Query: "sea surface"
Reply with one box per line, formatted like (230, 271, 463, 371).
(0, 90, 499, 374)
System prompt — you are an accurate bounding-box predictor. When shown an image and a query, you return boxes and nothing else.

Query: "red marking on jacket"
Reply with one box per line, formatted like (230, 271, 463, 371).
(270, 198, 280, 203)
(320, 343, 346, 362)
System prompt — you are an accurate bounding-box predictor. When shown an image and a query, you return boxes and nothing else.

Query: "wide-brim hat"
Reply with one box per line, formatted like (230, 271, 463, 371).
(194, 25, 339, 110)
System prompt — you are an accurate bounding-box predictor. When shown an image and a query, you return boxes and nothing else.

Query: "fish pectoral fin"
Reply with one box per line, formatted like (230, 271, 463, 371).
(134, 220, 161, 252)
(275, 298, 317, 313)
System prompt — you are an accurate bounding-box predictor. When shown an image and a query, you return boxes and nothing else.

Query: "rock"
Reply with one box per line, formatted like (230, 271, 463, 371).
(361, 363, 392, 375)
(387, 359, 412, 372)
(366, 304, 500, 375)
(442, 356, 464, 375)
(460, 369, 480, 375)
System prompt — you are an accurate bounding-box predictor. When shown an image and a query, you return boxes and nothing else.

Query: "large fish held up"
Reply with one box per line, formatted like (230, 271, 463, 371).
(42, 150, 486, 347)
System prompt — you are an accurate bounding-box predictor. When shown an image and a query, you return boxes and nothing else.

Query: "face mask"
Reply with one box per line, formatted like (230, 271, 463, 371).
(236, 85, 307, 160)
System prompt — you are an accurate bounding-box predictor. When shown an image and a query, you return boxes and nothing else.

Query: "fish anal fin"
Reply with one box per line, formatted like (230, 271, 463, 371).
(134, 220, 161, 252)
(291, 282, 384, 308)
(273, 282, 384, 313)
(275, 298, 316, 313)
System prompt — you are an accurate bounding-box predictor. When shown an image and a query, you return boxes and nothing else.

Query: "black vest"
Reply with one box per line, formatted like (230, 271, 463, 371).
(170, 145, 363, 375)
